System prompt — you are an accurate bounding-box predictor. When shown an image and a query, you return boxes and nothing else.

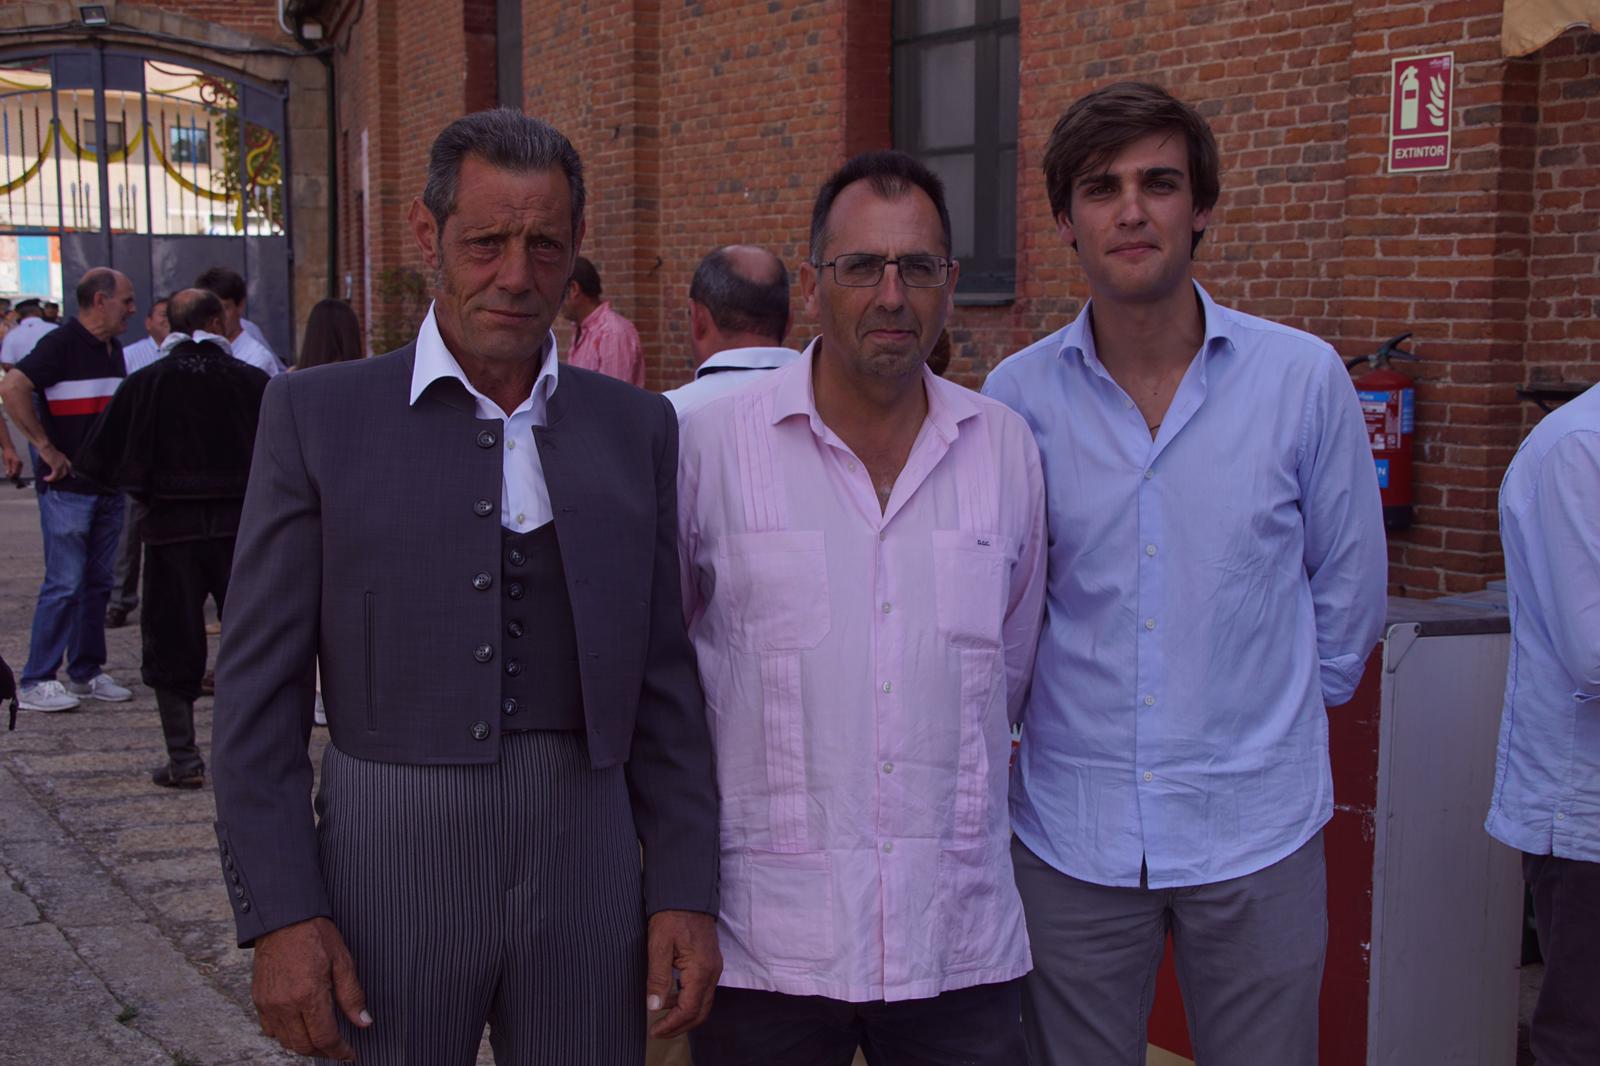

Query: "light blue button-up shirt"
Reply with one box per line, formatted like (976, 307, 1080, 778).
(983, 284, 1387, 888)
(1486, 382, 1600, 862)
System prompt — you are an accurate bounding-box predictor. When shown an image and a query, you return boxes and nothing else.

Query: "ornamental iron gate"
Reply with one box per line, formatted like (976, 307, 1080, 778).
(0, 48, 293, 358)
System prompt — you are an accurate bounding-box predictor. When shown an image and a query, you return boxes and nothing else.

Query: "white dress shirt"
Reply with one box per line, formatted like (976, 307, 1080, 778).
(230, 329, 282, 378)
(408, 303, 559, 532)
(121, 336, 161, 375)
(664, 345, 799, 418)
(1, 317, 57, 365)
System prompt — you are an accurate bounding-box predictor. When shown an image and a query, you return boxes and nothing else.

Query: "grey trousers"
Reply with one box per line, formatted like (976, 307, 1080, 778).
(1523, 852, 1600, 1066)
(313, 731, 647, 1066)
(1012, 832, 1327, 1066)
(109, 496, 144, 613)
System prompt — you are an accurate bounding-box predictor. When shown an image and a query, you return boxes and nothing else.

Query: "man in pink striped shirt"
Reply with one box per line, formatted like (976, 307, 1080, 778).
(677, 151, 1047, 1065)
(562, 256, 644, 386)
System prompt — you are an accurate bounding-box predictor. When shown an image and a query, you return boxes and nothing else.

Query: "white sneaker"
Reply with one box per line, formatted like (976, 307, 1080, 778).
(18, 680, 81, 712)
(65, 673, 134, 702)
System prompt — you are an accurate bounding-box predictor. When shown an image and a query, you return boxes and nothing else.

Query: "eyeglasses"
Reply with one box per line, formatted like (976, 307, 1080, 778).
(812, 253, 954, 288)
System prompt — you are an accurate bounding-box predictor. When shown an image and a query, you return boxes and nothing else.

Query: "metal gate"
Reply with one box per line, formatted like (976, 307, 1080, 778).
(0, 48, 293, 359)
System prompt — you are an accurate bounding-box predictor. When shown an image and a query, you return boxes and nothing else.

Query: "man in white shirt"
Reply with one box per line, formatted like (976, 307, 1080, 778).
(195, 266, 281, 377)
(119, 295, 172, 376)
(1, 299, 58, 368)
(664, 245, 798, 418)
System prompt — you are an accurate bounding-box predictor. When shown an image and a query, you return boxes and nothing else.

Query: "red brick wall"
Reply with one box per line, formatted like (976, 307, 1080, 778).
(320, 0, 1600, 596)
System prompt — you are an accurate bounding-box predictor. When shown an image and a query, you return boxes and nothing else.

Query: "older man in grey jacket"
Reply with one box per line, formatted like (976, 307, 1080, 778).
(211, 110, 720, 1065)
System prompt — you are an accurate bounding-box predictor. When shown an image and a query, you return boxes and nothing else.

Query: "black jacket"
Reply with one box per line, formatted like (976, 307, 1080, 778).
(210, 346, 718, 946)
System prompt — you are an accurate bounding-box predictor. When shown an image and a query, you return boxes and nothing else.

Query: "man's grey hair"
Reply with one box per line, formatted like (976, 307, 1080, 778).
(690, 246, 790, 344)
(422, 109, 586, 236)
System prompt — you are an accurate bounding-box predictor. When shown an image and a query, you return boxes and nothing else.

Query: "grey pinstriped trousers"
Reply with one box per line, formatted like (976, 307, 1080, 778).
(312, 731, 647, 1065)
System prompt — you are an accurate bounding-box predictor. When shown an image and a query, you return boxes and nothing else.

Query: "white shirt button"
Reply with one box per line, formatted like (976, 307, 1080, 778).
(879, 531, 887, 542)
(1143, 771, 1154, 782)
(516, 512, 525, 524)
(881, 681, 892, 694)
(1143, 695, 1156, 707)
(1144, 618, 1157, 630)
(1144, 469, 1154, 479)
(1145, 544, 1158, 556)
(1556, 812, 1566, 821)
(882, 762, 894, 774)
(507, 439, 516, 450)
(1125, 398, 1134, 409)
(848, 460, 858, 472)
(882, 602, 892, 614)
(882, 841, 894, 854)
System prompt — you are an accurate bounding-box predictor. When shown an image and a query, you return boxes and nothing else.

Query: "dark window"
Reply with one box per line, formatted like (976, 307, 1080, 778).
(496, 0, 523, 110)
(83, 117, 126, 153)
(169, 125, 210, 165)
(892, 0, 1019, 302)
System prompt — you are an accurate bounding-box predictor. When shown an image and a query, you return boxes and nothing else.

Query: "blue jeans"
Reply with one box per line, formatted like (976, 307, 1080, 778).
(22, 488, 125, 686)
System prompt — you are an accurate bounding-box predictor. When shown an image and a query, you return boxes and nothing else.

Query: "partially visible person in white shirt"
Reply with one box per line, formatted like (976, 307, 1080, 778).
(1, 299, 58, 368)
(664, 244, 798, 418)
(120, 295, 172, 376)
(195, 265, 282, 377)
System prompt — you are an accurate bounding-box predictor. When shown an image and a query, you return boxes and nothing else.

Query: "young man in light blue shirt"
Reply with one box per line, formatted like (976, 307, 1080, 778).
(1486, 382, 1600, 1066)
(983, 82, 1388, 1066)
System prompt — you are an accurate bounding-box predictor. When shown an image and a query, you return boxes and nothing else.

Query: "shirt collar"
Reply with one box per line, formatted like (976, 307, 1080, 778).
(770, 337, 982, 442)
(160, 330, 232, 356)
(409, 302, 560, 411)
(1058, 281, 1234, 371)
(694, 345, 798, 379)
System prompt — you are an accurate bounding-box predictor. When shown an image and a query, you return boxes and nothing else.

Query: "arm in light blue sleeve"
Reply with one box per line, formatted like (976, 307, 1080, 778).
(1298, 351, 1389, 707)
(1532, 432, 1600, 702)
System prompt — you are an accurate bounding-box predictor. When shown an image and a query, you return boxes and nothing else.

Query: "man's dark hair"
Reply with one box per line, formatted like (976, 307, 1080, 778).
(14, 298, 43, 318)
(195, 266, 247, 305)
(42, 300, 59, 319)
(151, 293, 172, 309)
(75, 268, 119, 310)
(690, 247, 789, 344)
(808, 150, 952, 261)
(422, 109, 586, 237)
(1042, 81, 1221, 253)
(569, 257, 602, 300)
(168, 289, 226, 335)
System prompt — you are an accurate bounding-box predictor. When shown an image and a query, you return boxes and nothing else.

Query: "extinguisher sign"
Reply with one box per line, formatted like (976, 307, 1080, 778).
(1389, 52, 1453, 173)
(1359, 388, 1414, 451)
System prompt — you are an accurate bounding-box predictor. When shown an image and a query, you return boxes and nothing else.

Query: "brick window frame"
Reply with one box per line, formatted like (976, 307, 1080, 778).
(892, 0, 1019, 304)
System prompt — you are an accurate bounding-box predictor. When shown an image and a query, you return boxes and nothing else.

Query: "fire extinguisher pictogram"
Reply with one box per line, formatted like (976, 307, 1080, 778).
(1347, 333, 1419, 531)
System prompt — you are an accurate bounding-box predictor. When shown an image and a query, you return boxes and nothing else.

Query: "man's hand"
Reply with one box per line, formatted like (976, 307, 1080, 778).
(36, 443, 69, 482)
(1, 443, 19, 480)
(252, 916, 372, 1061)
(645, 909, 722, 1039)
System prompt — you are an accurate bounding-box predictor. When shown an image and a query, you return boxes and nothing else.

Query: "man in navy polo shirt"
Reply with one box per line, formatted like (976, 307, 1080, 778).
(0, 267, 138, 712)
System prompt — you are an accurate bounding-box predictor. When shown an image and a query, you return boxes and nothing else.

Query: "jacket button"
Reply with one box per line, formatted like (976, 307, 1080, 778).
(474, 498, 494, 516)
(474, 643, 493, 663)
(477, 429, 497, 448)
(503, 697, 519, 716)
(507, 582, 524, 600)
(472, 572, 492, 591)
(223, 856, 234, 869)
(240, 900, 251, 913)
(471, 721, 491, 740)
(507, 620, 524, 638)
(504, 659, 523, 677)
(508, 549, 525, 566)
(233, 884, 245, 899)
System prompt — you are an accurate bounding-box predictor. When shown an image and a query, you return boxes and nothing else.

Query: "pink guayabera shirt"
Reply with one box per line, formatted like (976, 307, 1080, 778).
(567, 301, 644, 387)
(677, 344, 1048, 1002)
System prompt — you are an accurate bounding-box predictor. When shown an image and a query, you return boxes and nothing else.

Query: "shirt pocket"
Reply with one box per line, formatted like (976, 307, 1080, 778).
(931, 530, 1013, 649)
(721, 531, 832, 652)
(745, 850, 835, 964)
(935, 840, 1007, 972)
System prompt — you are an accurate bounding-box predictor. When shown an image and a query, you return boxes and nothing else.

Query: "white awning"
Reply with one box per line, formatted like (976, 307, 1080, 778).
(1503, 0, 1600, 56)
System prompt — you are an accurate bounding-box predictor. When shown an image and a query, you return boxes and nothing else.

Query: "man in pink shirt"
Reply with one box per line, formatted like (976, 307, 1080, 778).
(562, 256, 644, 386)
(676, 151, 1047, 1065)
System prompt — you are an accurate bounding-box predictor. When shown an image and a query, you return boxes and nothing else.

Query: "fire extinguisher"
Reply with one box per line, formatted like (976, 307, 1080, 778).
(1347, 333, 1419, 531)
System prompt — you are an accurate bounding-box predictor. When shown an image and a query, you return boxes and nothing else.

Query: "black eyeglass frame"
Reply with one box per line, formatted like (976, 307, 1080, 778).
(810, 253, 957, 288)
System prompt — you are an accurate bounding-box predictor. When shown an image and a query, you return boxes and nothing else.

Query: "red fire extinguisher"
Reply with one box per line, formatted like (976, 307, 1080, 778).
(1347, 333, 1419, 531)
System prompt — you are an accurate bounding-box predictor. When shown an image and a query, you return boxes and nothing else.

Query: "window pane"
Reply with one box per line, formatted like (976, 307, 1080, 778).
(996, 148, 1017, 260)
(895, 0, 978, 36)
(917, 40, 975, 150)
(998, 0, 1020, 17)
(924, 153, 974, 261)
(0, 59, 67, 232)
(998, 30, 1019, 141)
